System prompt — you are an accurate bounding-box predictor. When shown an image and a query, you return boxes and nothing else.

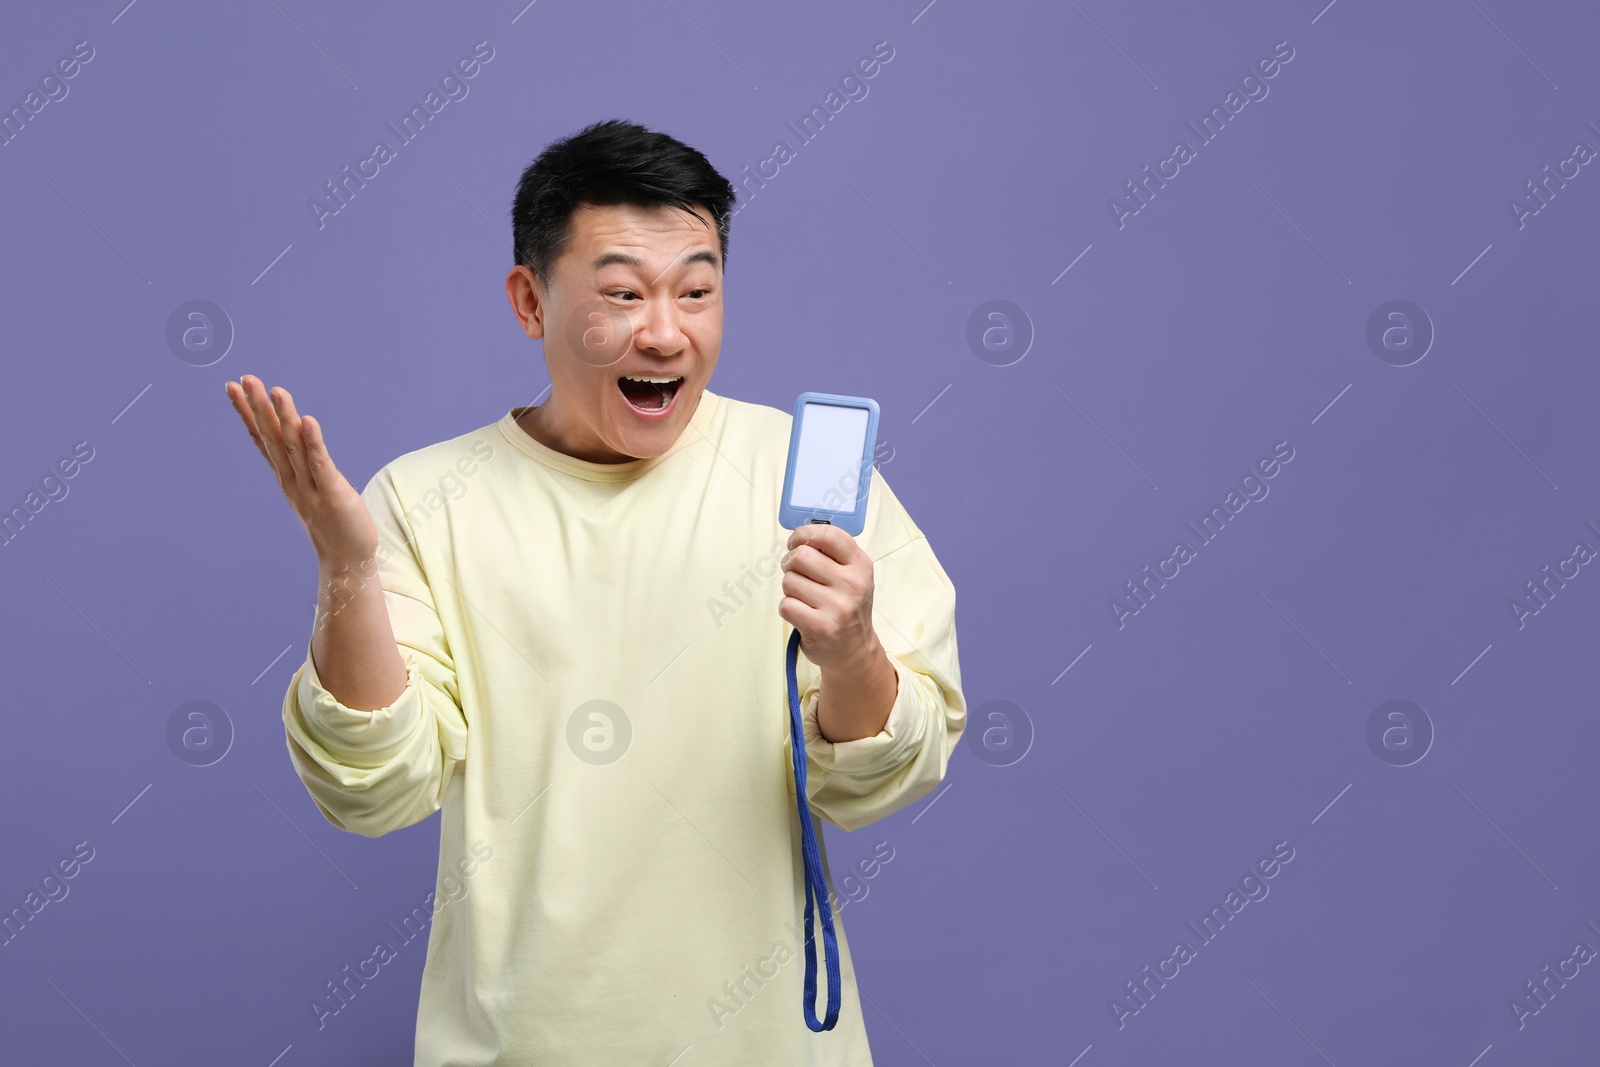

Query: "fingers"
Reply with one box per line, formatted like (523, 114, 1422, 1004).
(781, 542, 844, 586)
(299, 414, 330, 483)
(781, 529, 872, 623)
(227, 375, 347, 508)
(778, 595, 823, 633)
(781, 542, 856, 608)
(786, 523, 857, 566)
(224, 378, 272, 466)
(780, 569, 829, 613)
(229, 374, 300, 491)
(269, 385, 312, 485)
(244, 375, 294, 485)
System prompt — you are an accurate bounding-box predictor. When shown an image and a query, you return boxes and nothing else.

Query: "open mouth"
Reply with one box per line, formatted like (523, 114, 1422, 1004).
(617, 374, 684, 414)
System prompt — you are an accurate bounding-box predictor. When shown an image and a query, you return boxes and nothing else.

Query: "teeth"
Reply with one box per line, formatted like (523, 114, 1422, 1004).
(622, 376, 681, 384)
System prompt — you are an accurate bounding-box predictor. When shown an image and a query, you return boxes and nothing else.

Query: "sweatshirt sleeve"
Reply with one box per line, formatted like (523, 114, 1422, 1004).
(795, 529, 967, 833)
(279, 467, 469, 839)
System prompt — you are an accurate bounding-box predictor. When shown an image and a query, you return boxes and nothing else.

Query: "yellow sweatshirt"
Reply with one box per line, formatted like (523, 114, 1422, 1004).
(280, 387, 966, 1065)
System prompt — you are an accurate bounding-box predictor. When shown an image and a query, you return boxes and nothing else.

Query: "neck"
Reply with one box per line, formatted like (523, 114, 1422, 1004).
(517, 400, 634, 464)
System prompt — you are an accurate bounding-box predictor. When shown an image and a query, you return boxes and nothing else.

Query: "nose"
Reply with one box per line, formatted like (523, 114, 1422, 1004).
(633, 293, 688, 357)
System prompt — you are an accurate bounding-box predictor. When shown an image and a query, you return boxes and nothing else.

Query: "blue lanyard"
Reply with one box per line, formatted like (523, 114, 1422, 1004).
(785, 627, 842, 1031)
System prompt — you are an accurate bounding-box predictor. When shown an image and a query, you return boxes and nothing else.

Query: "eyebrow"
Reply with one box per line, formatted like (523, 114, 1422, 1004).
(591, 249, 720, 272)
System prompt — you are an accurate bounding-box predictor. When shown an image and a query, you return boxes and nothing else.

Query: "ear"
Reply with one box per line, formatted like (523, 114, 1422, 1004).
(506, 265, 547, 341)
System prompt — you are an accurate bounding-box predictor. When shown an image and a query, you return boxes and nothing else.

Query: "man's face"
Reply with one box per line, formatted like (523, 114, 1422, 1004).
(507, 201, 723, 463)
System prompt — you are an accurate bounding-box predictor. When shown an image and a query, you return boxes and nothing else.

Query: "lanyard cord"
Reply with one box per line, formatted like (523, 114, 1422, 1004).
(785, 627, 842, 1031)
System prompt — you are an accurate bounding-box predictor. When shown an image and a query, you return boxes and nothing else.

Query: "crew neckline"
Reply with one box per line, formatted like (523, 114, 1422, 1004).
(497, 387, 724, 482)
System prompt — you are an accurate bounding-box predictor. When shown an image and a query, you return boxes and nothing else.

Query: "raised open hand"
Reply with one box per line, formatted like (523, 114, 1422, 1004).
(224, 374, 377, 564)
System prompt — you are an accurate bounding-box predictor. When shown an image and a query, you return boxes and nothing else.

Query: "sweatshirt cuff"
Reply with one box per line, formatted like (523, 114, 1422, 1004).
(292, 639, 424, 765)
(801, 654, 919, 777)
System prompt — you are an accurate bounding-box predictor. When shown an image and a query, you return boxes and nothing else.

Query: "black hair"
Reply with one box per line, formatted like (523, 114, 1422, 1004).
(510, 119, 736, 288)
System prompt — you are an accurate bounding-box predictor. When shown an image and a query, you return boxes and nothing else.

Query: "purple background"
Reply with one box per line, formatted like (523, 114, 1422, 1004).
(3, 0, 1597, 1063)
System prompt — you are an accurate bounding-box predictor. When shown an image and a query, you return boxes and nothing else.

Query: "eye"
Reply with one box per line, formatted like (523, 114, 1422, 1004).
(609, 290, 639, 301)
(686, 288, 710, 299)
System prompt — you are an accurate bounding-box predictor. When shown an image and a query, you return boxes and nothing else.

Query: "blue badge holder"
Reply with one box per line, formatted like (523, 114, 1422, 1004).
(778, 392, 879, 1031)
(779, 393, 879, 537)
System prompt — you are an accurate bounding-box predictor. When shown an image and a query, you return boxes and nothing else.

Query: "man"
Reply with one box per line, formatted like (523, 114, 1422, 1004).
(225, 118, 965, 1065)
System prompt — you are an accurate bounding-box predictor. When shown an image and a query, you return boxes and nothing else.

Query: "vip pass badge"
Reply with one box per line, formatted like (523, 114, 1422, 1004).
(778, 391, 880, 1031)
